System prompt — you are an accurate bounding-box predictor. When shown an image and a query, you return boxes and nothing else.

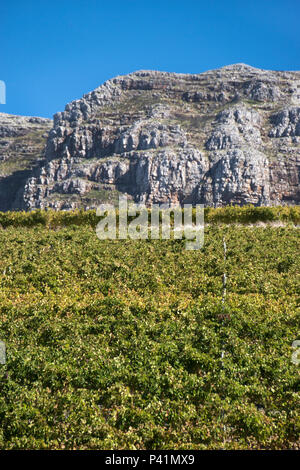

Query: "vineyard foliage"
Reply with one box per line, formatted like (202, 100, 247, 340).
(0, 212, 299, 449)
(0, 205, 299, 228)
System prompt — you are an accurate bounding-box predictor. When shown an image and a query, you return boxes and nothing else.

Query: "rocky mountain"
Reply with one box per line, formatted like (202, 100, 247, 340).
(0, 113, 51, 211)
(1, 63, 300, 211)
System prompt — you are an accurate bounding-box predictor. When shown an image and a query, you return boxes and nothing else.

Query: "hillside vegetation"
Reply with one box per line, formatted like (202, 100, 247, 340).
(0, 211, 299, 449)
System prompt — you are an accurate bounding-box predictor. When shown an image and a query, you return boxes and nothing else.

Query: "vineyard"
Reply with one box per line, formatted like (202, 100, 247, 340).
(0, 208, 299, 449)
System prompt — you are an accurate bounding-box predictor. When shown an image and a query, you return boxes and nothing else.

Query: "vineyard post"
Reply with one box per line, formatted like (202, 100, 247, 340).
(0, 340, 6, 364)
(220, 236, 227, 446)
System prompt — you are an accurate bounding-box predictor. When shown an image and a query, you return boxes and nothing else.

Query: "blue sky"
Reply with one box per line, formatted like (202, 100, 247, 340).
(1, 0, 299, 118)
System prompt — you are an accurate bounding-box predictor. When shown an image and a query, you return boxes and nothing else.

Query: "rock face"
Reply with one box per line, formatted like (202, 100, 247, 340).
(2, 63, 300, 210)
(0, 113, 52, 211)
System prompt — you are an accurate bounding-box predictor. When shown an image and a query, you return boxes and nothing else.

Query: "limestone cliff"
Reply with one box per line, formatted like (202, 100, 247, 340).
(2, 63, 300, 210)
(0, 113, 52, 211)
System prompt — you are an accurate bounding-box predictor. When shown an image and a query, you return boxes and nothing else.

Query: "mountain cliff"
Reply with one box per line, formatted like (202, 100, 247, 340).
(1, 64, 300, 210)
(0, 113, 51, 211)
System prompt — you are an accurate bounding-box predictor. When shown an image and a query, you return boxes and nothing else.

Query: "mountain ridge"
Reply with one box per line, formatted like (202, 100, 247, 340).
(0, 64, 299, 210)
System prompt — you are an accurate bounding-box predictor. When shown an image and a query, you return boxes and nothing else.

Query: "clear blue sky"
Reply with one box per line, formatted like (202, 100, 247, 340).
(1, 0, 299, 118)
